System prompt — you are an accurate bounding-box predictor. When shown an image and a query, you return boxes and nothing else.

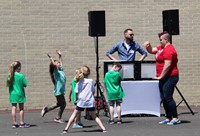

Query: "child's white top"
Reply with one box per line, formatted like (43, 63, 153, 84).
(75, 78, 95, 108)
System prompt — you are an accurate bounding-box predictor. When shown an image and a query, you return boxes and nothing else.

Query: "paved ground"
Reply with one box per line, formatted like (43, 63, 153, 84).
(0, 106, 199, 136)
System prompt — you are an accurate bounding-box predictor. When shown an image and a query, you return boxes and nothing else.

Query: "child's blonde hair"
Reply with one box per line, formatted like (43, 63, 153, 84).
(7, 61, 21, 86)
(75, 65, 90, 82)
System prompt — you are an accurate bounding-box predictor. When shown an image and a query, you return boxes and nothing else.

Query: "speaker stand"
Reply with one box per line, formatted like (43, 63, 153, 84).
(175, 86, 194, 115)
(95, 36, 109, 116)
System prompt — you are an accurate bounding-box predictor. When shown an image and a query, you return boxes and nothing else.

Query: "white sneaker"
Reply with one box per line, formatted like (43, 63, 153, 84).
(72, 123, 83, 129)
(54, 118, 64, 123)
(41, 107, 47, 117)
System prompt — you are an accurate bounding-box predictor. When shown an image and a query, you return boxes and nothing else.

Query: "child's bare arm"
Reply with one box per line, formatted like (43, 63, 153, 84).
(56, 50, 62, 64)
(47, 53, 56, 65)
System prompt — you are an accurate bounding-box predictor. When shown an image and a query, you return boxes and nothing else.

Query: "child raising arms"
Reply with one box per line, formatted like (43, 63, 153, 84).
(104, 62, 125, 124)
(41, 50, 66, 123)
(6, 61, 30, 128)
(62, 65, 106, 134)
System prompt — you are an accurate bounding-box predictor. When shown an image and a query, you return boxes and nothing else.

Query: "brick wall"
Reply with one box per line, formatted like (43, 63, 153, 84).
(0, 0, 200, 110)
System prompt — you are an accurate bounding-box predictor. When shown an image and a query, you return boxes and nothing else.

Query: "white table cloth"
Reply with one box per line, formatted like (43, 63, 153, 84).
(114, 80, 161, 117)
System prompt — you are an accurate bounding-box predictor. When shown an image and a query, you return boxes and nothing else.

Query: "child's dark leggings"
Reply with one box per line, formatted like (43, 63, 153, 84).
(47, 94, 66, 119)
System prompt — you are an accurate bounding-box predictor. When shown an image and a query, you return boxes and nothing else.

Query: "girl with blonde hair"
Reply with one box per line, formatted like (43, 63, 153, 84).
(62, 65, 106, 134)
(6, 61, 30, 128)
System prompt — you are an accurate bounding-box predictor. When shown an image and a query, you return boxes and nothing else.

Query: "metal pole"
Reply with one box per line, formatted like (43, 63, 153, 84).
(96, 36, 100, 98)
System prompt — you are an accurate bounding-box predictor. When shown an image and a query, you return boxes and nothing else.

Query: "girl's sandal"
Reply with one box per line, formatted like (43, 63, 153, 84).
(61, 130, 68, 134)
(102, 129, 107, 133)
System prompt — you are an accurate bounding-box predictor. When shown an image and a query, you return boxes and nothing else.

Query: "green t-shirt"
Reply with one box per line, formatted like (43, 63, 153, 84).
(7, 72, 28, 103)
(70, 78, 77, 103)
(104, 71, 125, 101)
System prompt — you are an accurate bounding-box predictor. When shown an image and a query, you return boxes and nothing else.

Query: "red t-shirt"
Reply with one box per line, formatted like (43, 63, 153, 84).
(155, 44, 179, 77)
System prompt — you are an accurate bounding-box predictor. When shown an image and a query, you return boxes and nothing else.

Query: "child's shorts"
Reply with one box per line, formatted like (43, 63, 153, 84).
(76, 106, 95, 111)
(108, 99, 123, 106)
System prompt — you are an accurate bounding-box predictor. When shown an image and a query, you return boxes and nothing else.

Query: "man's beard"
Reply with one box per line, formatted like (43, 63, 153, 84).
(128, 38, 133, 42)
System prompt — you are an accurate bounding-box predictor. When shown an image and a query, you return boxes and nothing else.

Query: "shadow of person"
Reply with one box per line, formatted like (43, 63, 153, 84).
(29, 124, 38, 127)
(179, 120, 191, 124)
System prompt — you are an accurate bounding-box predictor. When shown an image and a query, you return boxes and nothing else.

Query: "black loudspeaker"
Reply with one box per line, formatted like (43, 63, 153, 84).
(162, 9, 179, 35)
(88, 10, 105, 37)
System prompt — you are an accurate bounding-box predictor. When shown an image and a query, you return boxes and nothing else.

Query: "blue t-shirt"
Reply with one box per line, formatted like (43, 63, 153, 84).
(53, 65, 66, 96)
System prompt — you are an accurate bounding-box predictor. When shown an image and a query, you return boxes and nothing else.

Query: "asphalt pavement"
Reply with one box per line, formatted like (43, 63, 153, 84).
(0, 106, 199, 136)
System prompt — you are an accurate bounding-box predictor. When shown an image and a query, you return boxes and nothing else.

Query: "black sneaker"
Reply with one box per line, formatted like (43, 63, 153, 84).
(117, 119, 122, 124)
(19, 123, 30, 128)
(108, 119, 114, 125)
(12, 124, 19, 129)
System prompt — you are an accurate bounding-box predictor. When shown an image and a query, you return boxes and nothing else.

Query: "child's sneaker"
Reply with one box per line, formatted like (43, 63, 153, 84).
(117, 119, 122, 124)
(108, 119, 115, 125)
(77, 121, 83, 126)
(72, 123, 83, 129)
(41, 106, 47, 117)
(167, 119, 181, 125)
(62, 130, 68, 134)
(54, 118, 64, 123)
(19, 123, 30, 128)
(12, 124, 19, 129)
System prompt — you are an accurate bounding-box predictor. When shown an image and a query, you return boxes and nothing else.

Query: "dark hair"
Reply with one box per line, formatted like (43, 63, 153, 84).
(112, 62, 122, 69)
(124, 28, 133, 34)
(49, 61, 56, 85)
(158, 31, 168, 38)
(7, 61, 21, 86)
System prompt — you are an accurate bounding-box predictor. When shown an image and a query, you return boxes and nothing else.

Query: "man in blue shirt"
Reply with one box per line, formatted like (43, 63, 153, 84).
(106, 28, 147, 61)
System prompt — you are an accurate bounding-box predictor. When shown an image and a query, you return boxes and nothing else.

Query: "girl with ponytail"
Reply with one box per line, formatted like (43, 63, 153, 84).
(62, 65, 106, 134)
(6, 61, 30, 128)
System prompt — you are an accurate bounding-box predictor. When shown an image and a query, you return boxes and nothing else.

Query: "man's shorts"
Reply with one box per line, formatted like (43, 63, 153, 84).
(76, 106, 95, 111)
(108, 99, 123, 106)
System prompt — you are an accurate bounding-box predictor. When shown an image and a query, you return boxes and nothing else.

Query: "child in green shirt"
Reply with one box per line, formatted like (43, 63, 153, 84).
(41, 50, 66, 123)
(104, 62, 125, 124)
(6, 61, 30, 128)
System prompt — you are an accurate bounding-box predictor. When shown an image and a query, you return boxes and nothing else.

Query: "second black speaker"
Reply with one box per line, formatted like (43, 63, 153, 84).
(88, 10, 106, 37)
(162, 9, 179, 35)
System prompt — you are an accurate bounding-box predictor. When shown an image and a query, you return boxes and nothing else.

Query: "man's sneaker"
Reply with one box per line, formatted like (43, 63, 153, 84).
(117, 119, 122, 124)
(12, 124, 19, 129)
(54, 118, 64, 123)
(167, 119, 181, 125)
(72, 123, 83, 129)
(19, 123, 30, 128)
(159, 119, 169, 125)
(41, 106, 47, 117)
(108, 119, 115, 125)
